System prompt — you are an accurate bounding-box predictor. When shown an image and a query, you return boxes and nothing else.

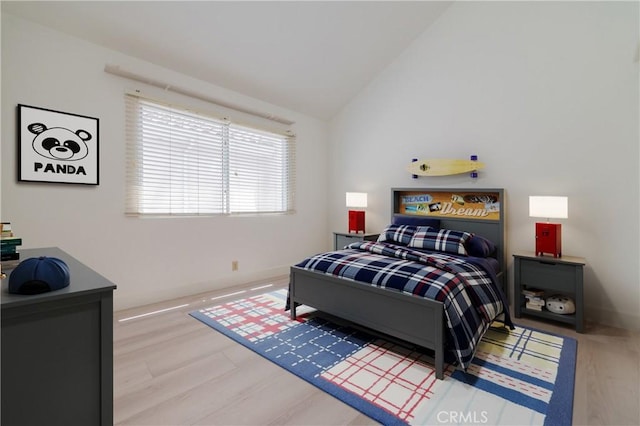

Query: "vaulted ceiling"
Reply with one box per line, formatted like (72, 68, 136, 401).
(2, 1, 452, 120)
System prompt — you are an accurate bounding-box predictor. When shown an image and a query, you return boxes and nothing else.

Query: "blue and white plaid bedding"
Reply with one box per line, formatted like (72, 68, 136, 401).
(293, 241, 513, 370)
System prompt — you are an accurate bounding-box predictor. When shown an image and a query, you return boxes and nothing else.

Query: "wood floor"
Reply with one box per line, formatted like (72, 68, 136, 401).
(114, 277, 640, 425)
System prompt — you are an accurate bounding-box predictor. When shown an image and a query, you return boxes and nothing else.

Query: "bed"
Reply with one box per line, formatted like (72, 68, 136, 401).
(288, 188, 512, 380)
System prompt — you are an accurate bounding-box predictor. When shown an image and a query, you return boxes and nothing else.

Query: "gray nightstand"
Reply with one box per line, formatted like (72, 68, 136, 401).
(333, 232, 379, 250)
(513, 252, 586, 333)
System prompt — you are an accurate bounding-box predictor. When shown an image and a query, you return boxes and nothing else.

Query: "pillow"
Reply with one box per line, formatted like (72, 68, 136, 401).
(391, 214, 441, 229)
(465, 235, 497, 258)
(377, 224, 428, 246)
(408, 228, 472, 255)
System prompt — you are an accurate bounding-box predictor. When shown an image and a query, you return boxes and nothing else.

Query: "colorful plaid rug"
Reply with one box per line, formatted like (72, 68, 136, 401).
(190, 289, 576, 426)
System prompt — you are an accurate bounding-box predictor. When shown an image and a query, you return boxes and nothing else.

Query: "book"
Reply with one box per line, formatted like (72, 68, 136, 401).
(1, 222, 13, 238)
(1, 245, 17, 254)
(526, 303, 544, 311)
(1, 252, 20, 261)
(522, 288, 545, 297)
(0, 237, 22, 246)
(525, 296, 545, 306)
(1, 259, 21, 271)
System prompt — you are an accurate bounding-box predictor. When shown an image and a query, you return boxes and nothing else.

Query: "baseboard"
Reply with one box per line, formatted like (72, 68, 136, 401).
(586, 306, 640, 331)
(114, 265, 289, 311)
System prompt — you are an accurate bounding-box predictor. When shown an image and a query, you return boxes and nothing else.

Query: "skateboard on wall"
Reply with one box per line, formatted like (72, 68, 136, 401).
(407, 156, 484, 178)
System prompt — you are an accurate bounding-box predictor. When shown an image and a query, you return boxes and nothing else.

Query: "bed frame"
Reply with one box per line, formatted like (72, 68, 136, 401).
(289, 188, 505, 379)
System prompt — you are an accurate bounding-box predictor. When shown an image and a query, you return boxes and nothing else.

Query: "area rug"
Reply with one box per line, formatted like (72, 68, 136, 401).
(190, 289, 576, 426)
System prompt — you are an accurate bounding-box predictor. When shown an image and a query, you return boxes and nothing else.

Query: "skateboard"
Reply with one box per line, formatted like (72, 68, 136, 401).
(408, 157, 484, 177)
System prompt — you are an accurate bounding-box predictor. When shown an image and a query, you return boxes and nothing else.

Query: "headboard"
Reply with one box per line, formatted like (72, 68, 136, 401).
(391, 188, 506, 294)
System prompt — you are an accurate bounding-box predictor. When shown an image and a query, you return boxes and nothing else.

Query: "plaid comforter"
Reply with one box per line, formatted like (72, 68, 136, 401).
(293, 241, 513, 370)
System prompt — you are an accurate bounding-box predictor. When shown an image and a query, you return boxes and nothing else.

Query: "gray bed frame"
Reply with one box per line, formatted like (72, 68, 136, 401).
(289, 188, 505, 380)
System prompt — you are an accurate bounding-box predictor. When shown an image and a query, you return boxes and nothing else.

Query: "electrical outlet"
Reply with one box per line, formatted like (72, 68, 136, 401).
(231, 260, 238, 271)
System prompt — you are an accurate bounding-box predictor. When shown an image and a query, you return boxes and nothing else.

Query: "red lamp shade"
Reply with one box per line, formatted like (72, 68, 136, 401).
(346, 192, 367, 234)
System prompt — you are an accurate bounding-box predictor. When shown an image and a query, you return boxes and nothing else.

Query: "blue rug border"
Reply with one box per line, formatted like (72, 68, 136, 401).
(540, 326, 577, 426)
(190, 295, 577, 426)
(494, 322, 577, 426)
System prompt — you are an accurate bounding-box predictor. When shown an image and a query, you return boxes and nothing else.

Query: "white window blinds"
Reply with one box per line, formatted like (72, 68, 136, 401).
(125, 94, 295, 216)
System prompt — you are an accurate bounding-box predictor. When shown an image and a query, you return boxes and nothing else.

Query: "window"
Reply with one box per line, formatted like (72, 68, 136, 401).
(125, 94, 295, 216)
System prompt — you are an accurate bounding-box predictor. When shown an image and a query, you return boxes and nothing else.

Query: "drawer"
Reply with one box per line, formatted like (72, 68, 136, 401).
(519, 259, 578, 293)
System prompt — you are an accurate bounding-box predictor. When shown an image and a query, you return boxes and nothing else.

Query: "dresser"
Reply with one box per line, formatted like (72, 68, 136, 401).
(1, 247, 117, 426)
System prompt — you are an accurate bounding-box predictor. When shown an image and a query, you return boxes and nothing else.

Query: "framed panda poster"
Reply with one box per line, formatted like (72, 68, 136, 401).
(18, 104, 99, 185)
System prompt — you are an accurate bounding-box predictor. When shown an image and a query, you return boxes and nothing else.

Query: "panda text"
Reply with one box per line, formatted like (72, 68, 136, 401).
(34, 162, 87, 175)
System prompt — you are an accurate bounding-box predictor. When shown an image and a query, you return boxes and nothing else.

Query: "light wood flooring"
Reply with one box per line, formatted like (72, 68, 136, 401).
(114, 277, 640, 425)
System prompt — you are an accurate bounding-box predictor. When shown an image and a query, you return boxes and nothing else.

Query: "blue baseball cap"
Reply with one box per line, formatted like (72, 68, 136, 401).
(8, 256, 70, 295)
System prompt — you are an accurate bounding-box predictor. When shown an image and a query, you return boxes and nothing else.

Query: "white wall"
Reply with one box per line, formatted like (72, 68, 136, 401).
(1, 14, 330, 311)
(329, 2, 640, 330)
(3, 3, 639, 330)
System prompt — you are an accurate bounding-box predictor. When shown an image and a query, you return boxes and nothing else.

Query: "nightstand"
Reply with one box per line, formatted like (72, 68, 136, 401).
(333, 232, 379, 250)
(513, 252, 586, 333)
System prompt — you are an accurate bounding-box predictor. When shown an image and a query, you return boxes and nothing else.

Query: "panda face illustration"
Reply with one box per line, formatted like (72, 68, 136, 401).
(28, 123, 90, 161)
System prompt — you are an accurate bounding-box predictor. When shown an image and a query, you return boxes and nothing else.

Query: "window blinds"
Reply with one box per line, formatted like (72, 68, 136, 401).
(125, 94, 295, 216)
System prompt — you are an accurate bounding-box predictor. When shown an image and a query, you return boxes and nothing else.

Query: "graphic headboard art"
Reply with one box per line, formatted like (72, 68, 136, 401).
(391, 187, 506, 292)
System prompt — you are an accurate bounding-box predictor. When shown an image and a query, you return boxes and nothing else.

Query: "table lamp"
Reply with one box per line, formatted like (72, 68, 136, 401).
(529, 196, 568, 258)
(346, 192, 367, 233)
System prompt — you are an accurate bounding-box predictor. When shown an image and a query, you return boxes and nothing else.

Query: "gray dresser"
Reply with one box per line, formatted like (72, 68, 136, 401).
(1, 247, 117, 426)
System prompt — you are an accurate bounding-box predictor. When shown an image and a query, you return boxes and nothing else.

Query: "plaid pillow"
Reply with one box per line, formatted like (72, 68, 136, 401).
(408, 228, 472, 255)
(377, 224, 429, 246)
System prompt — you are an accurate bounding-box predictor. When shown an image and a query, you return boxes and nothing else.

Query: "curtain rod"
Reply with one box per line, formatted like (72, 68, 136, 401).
(104, 64, 295, 126)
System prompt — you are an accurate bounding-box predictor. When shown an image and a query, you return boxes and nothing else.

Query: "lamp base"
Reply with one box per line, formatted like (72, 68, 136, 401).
(535, 222, 562, 258)
(348, 210, 365, 233)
